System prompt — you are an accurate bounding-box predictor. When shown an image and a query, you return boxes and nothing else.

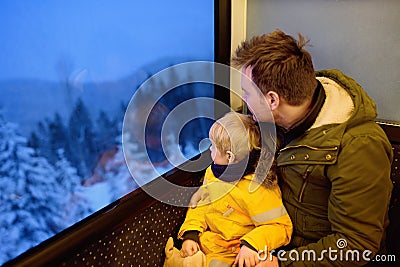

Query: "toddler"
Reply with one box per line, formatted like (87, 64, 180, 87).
(164, 112, 292, 267)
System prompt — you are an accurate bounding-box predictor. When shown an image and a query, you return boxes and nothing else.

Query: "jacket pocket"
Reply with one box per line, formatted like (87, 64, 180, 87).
(298, 166, 312, 203)
(278, 145, 338, 166)
(278, 145, 335, 206)
(303, 214, 332, 234)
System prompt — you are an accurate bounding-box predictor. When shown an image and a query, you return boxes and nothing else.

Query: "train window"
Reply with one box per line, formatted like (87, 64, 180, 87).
(0, 0, 215, 264)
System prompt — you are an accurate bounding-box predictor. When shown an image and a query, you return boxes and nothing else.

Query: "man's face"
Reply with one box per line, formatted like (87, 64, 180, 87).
(241, 66, 274, 123)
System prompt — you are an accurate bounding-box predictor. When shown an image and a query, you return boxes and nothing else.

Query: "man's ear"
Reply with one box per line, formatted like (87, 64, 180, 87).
(226, 151, 235, 164)
(264, 91, 280, 111)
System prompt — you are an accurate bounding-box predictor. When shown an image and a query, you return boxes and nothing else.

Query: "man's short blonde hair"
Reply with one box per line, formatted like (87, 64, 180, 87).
(209, 112, 260, 162)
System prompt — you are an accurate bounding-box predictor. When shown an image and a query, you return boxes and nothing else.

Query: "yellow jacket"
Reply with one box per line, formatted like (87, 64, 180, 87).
(179, 166, 292, 254)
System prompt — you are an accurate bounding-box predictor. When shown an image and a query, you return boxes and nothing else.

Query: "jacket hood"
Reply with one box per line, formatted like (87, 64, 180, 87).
(315, 69, 377, 129)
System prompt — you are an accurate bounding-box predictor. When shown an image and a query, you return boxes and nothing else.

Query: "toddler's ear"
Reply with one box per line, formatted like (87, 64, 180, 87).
(226, 151, 235, 164)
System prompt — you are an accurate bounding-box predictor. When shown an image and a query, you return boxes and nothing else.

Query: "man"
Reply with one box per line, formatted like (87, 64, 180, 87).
(231, 30, 393, 266)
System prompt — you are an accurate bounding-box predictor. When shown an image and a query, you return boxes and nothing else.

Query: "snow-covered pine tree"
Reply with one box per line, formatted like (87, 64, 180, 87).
(0, 112, 68, 264)
(54, 149, 91, 227)
(67, 98, 97, 178)
(48, 113, 70, 163)
(96, 110, 119, 151)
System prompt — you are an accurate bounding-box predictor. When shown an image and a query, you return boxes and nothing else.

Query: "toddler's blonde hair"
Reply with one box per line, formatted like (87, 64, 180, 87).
(209, 112, 260, 162)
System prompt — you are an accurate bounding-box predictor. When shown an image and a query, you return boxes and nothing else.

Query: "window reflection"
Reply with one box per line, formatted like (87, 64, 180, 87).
(0, 0, 213, 264)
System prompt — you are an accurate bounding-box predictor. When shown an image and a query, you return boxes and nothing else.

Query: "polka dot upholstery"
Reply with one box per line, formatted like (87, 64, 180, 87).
(390, 143, 400, 207)
(387, 143, 400, 258)
(57, 174, 201, 267)
(60, 202, 188, 266)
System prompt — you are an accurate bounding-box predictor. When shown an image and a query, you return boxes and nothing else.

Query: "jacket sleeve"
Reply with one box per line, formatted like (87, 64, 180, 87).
(178, 186, 209, 239)
(280, 134, 393, 266)
(241, 187, 293, 252)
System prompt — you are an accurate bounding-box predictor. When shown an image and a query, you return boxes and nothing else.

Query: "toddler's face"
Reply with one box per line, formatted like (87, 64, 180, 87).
(209, 140, 229, 165)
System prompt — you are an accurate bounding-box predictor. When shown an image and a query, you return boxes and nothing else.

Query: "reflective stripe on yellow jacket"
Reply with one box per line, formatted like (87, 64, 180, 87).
(178, 166, 293, 253)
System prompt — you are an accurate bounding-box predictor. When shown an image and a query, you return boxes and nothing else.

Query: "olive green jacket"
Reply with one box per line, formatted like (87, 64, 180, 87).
(277, 69, 393, 266)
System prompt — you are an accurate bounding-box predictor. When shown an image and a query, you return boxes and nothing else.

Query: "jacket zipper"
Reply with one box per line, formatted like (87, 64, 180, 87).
(224, 204, 250, 218)
(298, 167, 312, 203)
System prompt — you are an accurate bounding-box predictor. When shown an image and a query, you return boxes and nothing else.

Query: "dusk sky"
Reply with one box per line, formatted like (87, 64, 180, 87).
(0, 0, 214, 82)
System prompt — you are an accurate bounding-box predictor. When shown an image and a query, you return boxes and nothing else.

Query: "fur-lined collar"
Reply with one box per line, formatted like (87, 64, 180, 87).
(310, 77, 354, 129)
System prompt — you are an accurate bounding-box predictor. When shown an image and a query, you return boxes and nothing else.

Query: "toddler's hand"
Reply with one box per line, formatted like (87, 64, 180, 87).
(180, 239, 199, 257)
(233, 245, 260, 267)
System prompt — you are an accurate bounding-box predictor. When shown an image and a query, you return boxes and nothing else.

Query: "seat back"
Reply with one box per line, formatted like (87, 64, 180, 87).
(381, 122, 400, 259)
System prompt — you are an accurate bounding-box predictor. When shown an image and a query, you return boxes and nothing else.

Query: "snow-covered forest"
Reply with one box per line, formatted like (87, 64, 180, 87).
(0, 97, 132, 263)
(0, 73, 213, 264)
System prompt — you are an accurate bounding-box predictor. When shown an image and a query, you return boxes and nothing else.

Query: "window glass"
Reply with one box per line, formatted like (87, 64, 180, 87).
(0, 0, 214, 264)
